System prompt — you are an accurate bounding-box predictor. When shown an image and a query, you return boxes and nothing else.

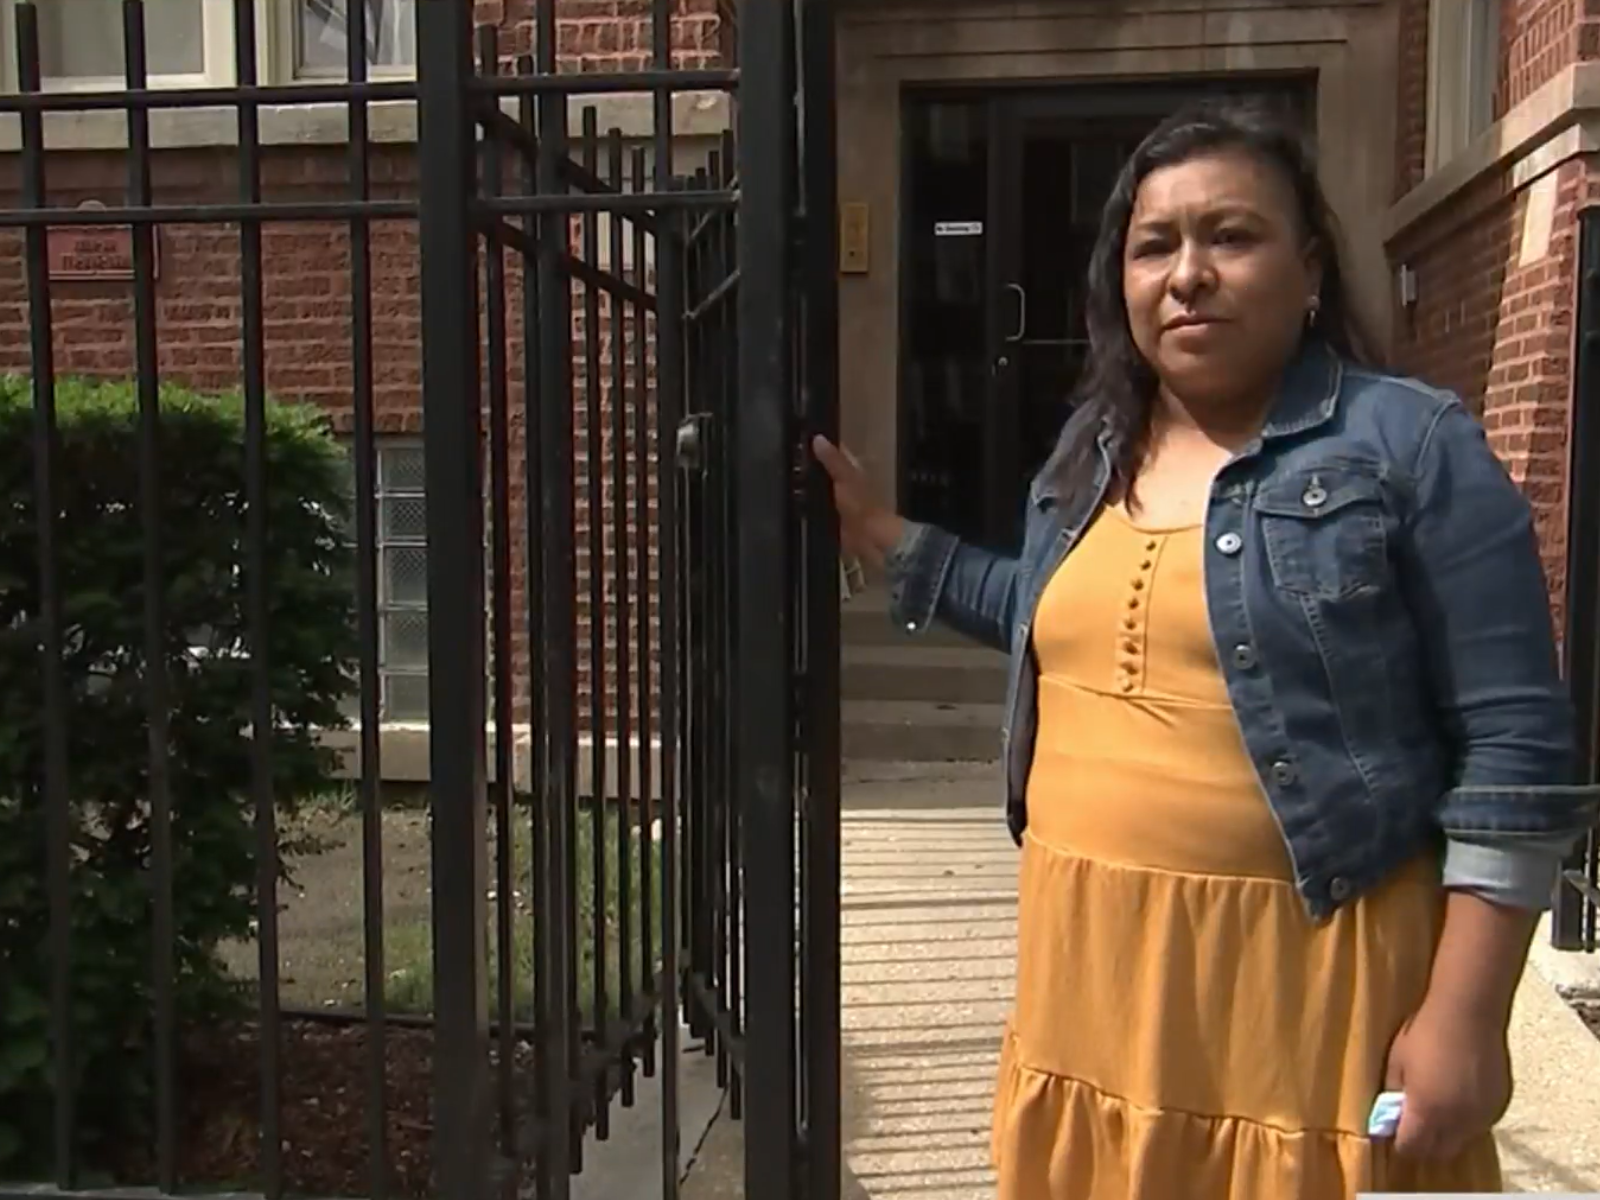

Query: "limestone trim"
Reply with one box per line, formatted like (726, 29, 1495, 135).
(321, 724, 666, 799)
(1386, 62, 1600, 243)
(0, 89, 731, 154)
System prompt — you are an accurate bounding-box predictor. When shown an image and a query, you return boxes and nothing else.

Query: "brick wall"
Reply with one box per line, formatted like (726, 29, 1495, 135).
(1504, 0, 1577, 110)
(1390, 0, 1586, 630)
(487, 0, 722, 71)
(0, 0, 724, 734)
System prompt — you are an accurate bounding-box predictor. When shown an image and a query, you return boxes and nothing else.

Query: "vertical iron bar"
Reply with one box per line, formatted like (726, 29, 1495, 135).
(534, 0, 578, 1188)
(629, 145, 658, 1081)
(1560, 206, 1600, 951)
(122, 2, 177, 1191)
(697, 168, 722, 1082)
(737, 0, 800, 1194)
(345, 0, 388, 1193)
(478, 25, 522, 1195)
(580, 107, 612, 1143)
(15, 4, 73, 1188)
(608, 127, 639, 1103)
(514, 58, 560, 1197)
(652, 0, 685, 1188)
(798, 2, 841, 1195)
(417, 4, 493, 1198)
(683, 169, 709, 1058)
(714, 143, 743, 1123)
(232, 3, 283, 1193)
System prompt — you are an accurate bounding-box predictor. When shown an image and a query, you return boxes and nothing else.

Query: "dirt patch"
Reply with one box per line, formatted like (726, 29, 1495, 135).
(1576, 998, 1600, 1041)
(112, 1017, 534, 1199)
(125, 805, 655, 1195)
(220, 808, 435, 1011)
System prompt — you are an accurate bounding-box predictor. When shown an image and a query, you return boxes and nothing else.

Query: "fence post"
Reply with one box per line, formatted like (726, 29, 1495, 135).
(1558, 206, 1600, 952)
(417, 3, 493, 1196)
(737, 0, 800, 1195)
(797, 1, 843, 1194)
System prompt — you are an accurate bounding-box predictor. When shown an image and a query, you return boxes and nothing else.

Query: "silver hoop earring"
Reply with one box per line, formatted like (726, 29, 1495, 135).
(1306, 300, 1321, 329)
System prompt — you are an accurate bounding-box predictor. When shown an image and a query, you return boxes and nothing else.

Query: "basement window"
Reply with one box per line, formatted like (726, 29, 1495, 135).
(372, 441, 430, 722)
(1426, 0, 1500, 174)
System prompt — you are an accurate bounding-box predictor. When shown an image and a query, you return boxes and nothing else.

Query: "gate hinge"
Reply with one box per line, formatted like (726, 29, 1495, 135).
(676, 413, 711, 475)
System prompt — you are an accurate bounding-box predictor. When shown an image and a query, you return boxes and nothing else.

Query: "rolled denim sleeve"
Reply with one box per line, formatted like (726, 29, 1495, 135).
(1403, 400, 1600, 849)
(1442, 835, 1571, 911)
(883, 521, 1020, 653)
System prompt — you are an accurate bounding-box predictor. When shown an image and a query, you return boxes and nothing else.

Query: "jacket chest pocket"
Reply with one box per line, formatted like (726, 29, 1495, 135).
(1254, 469, 1389, 600)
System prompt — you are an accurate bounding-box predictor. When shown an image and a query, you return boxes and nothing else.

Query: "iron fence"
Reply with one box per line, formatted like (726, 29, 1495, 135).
(1557, 206, 1600, 953)
(0, 2, 840, 1199)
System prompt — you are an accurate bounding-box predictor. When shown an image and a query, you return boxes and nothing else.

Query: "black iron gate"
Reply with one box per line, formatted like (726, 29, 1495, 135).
(676, 1, 842, 1191)
(0, 1, 840, 1198)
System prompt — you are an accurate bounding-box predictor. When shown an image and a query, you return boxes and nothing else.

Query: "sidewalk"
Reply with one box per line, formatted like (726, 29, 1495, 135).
(682, 761, 1600, 1197)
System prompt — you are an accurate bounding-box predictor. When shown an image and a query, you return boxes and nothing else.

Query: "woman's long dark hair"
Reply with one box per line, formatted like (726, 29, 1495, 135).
(1052, 95, 1382, 500)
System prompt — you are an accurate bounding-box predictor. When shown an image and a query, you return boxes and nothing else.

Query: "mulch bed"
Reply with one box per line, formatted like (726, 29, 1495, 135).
(1577, 998, 1600, 1041)
(111, 1017, 538, 1199)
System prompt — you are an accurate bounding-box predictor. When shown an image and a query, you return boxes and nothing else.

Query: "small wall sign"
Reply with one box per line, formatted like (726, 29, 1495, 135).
(46, 201, 154, 282)
(934, 220, 983, 237)
(839, 200, 870, 274)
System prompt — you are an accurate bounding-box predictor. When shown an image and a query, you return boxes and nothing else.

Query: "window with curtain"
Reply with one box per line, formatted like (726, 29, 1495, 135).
(296, 0, 417, 77)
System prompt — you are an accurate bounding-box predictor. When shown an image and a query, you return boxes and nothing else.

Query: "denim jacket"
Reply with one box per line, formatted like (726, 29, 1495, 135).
(886, 341, 1600, 918)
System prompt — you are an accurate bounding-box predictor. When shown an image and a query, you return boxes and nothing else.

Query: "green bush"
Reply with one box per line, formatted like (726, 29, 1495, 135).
(0, 377, 357, 1175)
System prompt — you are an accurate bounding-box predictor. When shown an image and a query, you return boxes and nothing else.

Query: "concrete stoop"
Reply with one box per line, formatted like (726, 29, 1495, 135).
(842, 591, 1007, 765)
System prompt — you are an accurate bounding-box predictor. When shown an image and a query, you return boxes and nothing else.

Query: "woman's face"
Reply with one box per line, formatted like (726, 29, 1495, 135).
(1121, 147, 1323, 411)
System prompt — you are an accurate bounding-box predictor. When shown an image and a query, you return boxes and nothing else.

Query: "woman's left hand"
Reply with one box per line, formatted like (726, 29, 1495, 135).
(1383, 1000, 1512, 1160)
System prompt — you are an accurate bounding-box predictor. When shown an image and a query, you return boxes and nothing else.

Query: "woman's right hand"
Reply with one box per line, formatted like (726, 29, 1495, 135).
(811, 435, 906, 572)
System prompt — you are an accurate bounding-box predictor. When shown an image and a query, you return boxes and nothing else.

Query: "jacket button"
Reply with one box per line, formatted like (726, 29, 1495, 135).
(1232, 643, 1257, 669)
(1328, 877, 1352, 902)
(1214, 531, 1243, 556)
(1270, 759, 1297, 786)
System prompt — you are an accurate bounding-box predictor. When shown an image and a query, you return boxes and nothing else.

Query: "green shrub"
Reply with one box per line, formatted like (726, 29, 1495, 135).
(0, 376, 357, 1175)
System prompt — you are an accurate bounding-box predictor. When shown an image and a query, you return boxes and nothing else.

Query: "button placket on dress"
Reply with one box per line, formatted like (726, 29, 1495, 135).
(1117, 534, 1161, 694)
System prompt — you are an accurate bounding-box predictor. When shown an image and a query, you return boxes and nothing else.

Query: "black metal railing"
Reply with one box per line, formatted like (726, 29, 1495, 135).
(1557, 206, 1600, 954)
(0, 1, 840, 1199)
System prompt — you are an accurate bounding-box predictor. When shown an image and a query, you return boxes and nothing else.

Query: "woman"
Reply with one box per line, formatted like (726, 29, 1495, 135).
(815, 99, 1598, 1198)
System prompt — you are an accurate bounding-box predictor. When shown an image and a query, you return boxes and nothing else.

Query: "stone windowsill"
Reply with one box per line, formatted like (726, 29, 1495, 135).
(1386, 61, 1600, 244)
(320, 723, 666, 801)
(0, 88, 730, 154)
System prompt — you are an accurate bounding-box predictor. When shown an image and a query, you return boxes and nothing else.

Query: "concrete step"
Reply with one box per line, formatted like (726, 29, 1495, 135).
(842, 643, 1007, 705)
(841, 592, 988, 649)
(841, 700, 1003, 763)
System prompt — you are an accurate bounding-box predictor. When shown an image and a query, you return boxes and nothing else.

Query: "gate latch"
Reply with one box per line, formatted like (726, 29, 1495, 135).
(676, 413, 711, 475)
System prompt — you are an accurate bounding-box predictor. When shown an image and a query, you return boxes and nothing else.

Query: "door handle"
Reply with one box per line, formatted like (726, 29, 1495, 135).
(1005, 283, 1027, 342)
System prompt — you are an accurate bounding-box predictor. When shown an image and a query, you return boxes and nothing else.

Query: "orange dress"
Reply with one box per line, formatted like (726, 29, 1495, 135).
(990, 502, 1503, 1199)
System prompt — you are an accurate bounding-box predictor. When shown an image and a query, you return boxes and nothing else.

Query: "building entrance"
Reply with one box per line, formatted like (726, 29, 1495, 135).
(897, 80, 1313, 553)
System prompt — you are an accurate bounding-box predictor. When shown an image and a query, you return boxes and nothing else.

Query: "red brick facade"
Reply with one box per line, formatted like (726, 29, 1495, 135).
(1390, 0, 1590, 634)
(4, 0, 1595, 737)
(0, 1, 723, 730)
